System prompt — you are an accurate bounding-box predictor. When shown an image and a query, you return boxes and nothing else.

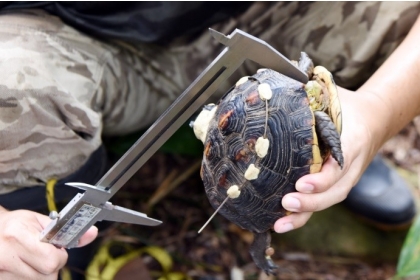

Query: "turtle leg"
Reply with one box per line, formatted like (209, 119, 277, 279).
(314, 110, 344, 169)
(249, 231, 278, 275)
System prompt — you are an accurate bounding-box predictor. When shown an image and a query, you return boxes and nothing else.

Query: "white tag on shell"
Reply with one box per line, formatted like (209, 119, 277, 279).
(244, 164, 260, 180)
(255, 137, 270, 158)
(227, 185, 241, 199)
(258, 83, 272, 100)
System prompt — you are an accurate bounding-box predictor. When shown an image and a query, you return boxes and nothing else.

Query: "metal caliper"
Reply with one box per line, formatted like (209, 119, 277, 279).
(40, 28, 308, 248)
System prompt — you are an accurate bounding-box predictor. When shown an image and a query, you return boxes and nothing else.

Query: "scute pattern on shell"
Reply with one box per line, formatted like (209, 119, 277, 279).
(202, 69, 315, 233)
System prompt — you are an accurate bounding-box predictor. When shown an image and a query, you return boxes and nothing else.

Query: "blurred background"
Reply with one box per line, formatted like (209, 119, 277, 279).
(75, 116, 420, 280)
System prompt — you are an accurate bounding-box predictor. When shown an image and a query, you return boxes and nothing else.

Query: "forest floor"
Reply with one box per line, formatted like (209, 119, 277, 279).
(84, 117, 420, 280)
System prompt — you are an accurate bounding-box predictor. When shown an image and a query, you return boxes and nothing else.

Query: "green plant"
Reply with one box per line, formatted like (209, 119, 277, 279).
(396, 214, 420, 279)
(105, 123, 203, 157)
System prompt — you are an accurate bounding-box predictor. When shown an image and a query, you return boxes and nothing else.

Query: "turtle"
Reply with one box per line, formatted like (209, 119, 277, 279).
(190, 52, 343, 275)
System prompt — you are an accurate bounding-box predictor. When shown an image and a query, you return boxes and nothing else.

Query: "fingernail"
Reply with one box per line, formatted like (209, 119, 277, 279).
(283, 196, 301, 211)
(296, 183, 314, 192)
(275, 222, 294, 233)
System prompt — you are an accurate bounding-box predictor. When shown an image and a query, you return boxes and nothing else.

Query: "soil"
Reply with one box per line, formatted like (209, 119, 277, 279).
(90, 142, 417, 279)
(81, 110, 420, 280)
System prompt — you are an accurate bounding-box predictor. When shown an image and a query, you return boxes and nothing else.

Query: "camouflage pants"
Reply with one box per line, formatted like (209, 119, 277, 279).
(0, 2, 419, 194)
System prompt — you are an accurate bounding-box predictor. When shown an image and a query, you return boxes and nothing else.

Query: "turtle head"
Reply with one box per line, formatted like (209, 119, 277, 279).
(190, 103, 218, 143)
(305, 80, 326, 112)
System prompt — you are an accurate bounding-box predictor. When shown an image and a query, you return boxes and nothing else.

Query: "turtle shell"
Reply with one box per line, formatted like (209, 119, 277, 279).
(201, 69, 315, 233)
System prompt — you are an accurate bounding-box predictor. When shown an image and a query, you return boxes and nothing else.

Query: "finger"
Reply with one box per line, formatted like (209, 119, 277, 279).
(296, 156, 343, 194)
(21, 246, 67, 279)
(283, 181, 348, 213)
(34, 211, 98, 247)
(16, 212, 68, 275)
(77, 226, 98, 247)
(273, 212, 313, 233)
(19, 238, 68, 275)
(35, 212, 55, 230)
(1, 262, 59, 280)
(0, 251, 42, 280)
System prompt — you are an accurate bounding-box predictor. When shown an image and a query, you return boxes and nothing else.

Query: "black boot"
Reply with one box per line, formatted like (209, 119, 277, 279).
(344, 155, 416, 230)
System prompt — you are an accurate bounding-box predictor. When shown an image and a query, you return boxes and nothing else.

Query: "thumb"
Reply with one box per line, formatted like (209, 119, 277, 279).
(77, 226, 98, 247)
(36, 213, 98, 248)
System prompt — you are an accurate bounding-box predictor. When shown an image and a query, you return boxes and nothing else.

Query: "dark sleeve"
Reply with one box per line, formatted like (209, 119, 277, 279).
(0, 1, 253, 44)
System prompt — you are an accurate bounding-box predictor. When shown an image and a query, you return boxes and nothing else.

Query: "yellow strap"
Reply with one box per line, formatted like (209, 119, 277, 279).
(60, 267, 72, 280)
(86, 242, 191, 280)
(46, 178, 58, 212)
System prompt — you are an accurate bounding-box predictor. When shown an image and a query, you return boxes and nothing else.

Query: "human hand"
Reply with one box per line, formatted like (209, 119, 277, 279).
(0, 207, 98, 279)
(272, 15, 420, 233)
(274, 87, 385, 233)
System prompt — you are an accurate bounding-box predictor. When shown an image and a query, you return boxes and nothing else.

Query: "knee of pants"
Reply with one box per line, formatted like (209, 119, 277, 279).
(0, 10, 107, 192)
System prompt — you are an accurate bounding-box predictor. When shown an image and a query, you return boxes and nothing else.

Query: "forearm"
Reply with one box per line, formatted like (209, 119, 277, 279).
(276, 8, 420, 234)
(357, 16, 420, 150)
